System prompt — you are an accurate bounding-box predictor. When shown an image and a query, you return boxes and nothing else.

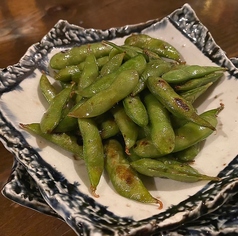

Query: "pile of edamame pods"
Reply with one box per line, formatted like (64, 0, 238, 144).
(20, 34, 226, 208)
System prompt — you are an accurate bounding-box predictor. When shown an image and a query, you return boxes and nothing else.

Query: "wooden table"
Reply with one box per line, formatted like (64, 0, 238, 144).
(0, 0, 238, 235)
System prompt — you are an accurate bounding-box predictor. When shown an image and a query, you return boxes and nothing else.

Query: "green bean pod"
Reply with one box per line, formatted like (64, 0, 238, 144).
(123, 95, 148, 127)
(162, 65, 225, 84)
(79, 54, 147, 98)
(111, 104, 139, 153)
(130, 158, 219, 182)
(40, 86, 72, 133)
(104, 139, 162, 207)
(39, 74, 57, 103)
(147, 77, 215, 130)
(50, 42, 112, 70)
(124, 33, 183, 62)
(144, 93, 175, 155)
(20, 123, 83, 159)
(78, 118, 104, 197)
(174, 71, 224, 91)
(69, 69, 139, 118)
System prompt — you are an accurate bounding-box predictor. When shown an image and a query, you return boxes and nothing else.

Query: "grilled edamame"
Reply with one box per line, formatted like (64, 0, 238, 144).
(21, 34, 225, 207)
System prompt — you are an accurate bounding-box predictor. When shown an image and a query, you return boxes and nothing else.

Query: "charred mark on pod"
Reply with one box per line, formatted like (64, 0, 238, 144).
(116, 165, 134, 186)
(158, 79, 167, 89)
(140, 139, 149, 146)
(174, 97, 190, 111)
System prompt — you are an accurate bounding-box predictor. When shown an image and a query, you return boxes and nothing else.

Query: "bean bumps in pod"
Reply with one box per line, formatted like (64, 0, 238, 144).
(69, 70, 139, 118)
(104, 139, 163, 207)
(78, 118, 104, 197)
(147, 77, 215, 130)
(50, 42, 112, 69)
(130, 158, 219, 182)
(144, 93, 175, 155)
(124, 33, 183, 63)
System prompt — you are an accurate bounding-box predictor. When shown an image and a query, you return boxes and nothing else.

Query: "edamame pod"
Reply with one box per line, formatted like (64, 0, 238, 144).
(39, 74, 57, 103)
(130, 158, 219, 182)
(133, 138, 163, 158)
(54, 118, 78, 133)
(123, 95, 148, 127)
(40, 86, 72, 133)
(99, 118, 120, 139)
(100, 52, 125, 76)
(126, 148, 143, 162)
(133, 106, 222, 157)
(54, 96, 88, 133)
(79, 54, 147, 98)
(111, 104, 139, 153)
(170, 115, 188, 129)
(124, 34, 183, 62)
(173, 106, 223, 152)
(78, 118, 104, 197)
(137, 125, 151, 139)
(53, 113, 78, 133)
(20, 123, 83, 159)
(54, 56, 109, 83)
(121, 45, 161, 61)
(104, 139, 162, 207)
(95, 56, 110, 69)
(69, 70, 139, 118)
(79, 56, 110, 70)
(78, 53, 99, 90)
(54, 65, 82, 82)
(50, 42, 112, 70)
(107, 43, 160, 61)
(174, 142, 201, 162)
(132, 59, 171, 96)
(174, 71, 224, 91)
(104, 41, 140, 59)
(144, 93, 175, 155)
(147, 77, 215, 130)
(180, 82, 213, 104)
(162, 65, 225, 84)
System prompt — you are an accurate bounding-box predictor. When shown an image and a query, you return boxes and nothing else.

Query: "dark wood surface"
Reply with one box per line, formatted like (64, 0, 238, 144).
(0, 0, 238, 235)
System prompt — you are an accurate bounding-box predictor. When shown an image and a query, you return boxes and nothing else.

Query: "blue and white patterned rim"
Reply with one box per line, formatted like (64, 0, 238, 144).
(2, 158, 61, 219)
(1, 3, 238, 235)
(3, 155, 238, 235)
